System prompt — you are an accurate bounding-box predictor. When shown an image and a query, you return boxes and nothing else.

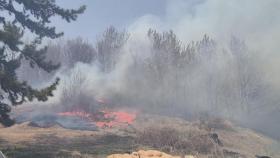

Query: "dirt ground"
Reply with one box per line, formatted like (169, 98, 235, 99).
(0, 114, 279, 158)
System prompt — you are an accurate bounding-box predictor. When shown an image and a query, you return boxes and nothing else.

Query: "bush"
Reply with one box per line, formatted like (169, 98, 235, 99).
(136, 126, 215, 155)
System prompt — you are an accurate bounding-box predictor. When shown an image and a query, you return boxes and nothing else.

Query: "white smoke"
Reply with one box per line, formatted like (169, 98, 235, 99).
(16, 0, 280, 139)
(124, 0, 280, 138)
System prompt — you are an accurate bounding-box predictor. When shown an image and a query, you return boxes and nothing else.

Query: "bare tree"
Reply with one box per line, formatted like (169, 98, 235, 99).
(64, 38, 96, 68)
(17, 38, 97, 85)
(60, 68, 97, 113)
(96, 26, 129, 72)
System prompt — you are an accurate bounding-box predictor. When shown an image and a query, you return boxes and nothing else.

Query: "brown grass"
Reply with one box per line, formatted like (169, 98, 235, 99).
(136, 126, 215, 155)
(0, 114, 278, 158)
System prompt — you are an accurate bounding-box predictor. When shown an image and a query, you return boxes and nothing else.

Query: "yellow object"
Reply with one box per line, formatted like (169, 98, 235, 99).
(107, 150, 181, 158)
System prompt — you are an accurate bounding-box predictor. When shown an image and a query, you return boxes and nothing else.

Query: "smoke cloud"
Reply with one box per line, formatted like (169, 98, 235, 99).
(126, 0, 280, 138)
(16, 0, 280, 139)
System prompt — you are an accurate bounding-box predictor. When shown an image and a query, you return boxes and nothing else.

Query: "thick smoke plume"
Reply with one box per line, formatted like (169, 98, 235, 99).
(16, 0, 280, 139)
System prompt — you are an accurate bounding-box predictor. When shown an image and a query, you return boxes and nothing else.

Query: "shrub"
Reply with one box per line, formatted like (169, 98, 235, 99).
(136, 126, 215, 155)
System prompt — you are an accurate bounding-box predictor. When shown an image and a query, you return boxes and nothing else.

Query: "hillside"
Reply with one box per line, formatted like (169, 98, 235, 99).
(0, 114, 279, 158)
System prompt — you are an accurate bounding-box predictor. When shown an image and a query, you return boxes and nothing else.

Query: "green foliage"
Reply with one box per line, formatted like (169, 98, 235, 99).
(0, 0, 85, 126)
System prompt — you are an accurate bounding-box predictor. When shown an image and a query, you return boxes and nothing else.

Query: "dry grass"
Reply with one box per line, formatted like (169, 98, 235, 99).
(136, 126, 215, 155)
(0, 114, 279, 158)
(196, 117, 235, 132)
(0, 122, 99, 143)
(133, 115, 279, 158)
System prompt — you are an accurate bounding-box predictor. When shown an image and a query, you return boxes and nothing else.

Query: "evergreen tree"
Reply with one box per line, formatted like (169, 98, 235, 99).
(0, 0, 86, 126)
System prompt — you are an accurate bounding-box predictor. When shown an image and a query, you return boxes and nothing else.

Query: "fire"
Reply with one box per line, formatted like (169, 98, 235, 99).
(96, 111, 136, 128)
(57, 109, 136, 128)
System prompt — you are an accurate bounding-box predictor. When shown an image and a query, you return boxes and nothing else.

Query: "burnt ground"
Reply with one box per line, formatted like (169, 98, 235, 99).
(0, 114, 279, 158)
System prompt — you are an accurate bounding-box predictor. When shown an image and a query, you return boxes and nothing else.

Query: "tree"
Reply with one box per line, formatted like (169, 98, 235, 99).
(64, 38, 96, 68)
(0, 0, 86, 126)
(96, 26, 129, 72)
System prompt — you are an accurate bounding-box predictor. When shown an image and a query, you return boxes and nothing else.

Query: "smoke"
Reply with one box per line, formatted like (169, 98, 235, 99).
(16, 0, 280, 139)
(129, 0, 280, 68)
(124, 0, 280, 138)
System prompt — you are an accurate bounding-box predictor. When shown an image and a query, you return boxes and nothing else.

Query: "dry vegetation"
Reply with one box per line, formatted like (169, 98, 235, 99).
(0, 114, 278, 158)
(14, 27, 280, 158)
(136, 126, 214, 155)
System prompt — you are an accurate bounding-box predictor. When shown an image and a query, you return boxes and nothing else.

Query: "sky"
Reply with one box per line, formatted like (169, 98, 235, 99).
(53, 0, 167, 42)
(50, 0, 280, 60)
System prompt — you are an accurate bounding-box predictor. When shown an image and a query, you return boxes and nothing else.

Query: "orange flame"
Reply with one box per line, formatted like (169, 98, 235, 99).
(96, 110, 136, 128)
(57, 110, 136, 128)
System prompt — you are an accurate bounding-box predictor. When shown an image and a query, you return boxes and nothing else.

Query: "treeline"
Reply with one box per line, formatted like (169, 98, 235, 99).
(17, 26, 269, 120)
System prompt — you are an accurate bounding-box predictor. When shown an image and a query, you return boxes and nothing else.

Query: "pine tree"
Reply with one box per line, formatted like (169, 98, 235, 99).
(0, 0, 86, 126)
